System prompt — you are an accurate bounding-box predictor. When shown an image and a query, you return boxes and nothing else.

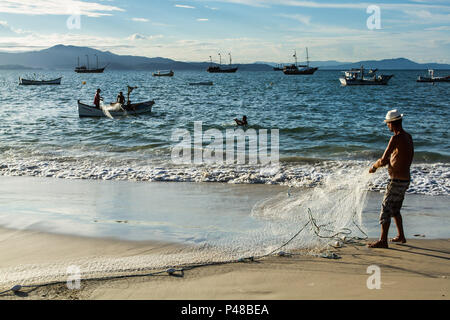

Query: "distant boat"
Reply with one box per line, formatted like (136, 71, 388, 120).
(273, 64, 284, 71)
(189, 81, 213, 86)
(283, 48, 318, 75)
(75, 55, 107, 73)
(19, 77, 62, 85)
(78, 100, 154, 118)
(207, 53, 238, 73)
(339, 66, 393, 86)
(417, 69, 450, 83)
(152, 70, 174, 77)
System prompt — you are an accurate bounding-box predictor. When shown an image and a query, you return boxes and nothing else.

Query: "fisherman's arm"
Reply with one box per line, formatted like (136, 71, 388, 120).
(370, 136, 396, 173)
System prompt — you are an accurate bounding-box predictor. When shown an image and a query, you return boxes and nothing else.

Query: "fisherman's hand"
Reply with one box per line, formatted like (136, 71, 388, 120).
(369, 166, 377, 174)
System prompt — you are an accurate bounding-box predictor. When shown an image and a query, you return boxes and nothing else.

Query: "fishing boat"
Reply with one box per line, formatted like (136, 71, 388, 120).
(19, 77, 62, 85)
(339, 66, 393, 86)
(283, 48, 318, 75)
(273, 64, 284, 71)
(152, 70, 174, 77)
(207, 53, 238, 73)
(78, 100, 154, 118)
(189, 81, 213, 86)
(75, 55, 107, 73)
(417, 69, 450, 83)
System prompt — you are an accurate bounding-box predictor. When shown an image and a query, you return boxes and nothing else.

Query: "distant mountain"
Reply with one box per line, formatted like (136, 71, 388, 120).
(0, 45, 449, 71)
(320, 58, 450, 70)
(0, 64, 42, 70)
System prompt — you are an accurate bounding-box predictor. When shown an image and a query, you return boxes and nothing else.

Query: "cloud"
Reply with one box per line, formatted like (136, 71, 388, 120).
(196, 18, 209, 21)
(0, 0, 124, 17)
(175, 4, 196, 9)
(132, 18, 149, 22)
(278, 14, 311, 25)
(127, 33, 163, 41)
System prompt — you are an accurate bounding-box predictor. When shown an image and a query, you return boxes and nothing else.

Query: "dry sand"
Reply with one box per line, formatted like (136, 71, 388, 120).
(0, 227, 448, 300)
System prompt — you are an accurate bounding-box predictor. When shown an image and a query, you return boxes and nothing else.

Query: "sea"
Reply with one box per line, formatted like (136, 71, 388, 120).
(0, 69, 448, 195)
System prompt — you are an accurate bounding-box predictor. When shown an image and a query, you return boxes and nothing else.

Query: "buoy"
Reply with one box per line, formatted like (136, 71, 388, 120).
(82, 81, 86, 85)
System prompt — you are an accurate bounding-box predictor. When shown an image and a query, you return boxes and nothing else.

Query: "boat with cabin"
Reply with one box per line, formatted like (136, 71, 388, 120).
(339, 66, 393, 86)
(207, 53, 238, 73)
(417, 69, 450, 83)
(283, 48, 318, 75)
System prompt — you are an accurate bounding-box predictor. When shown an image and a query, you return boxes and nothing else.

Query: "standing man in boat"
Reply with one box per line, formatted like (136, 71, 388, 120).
(368, 109, 414, 249)
(94, 89, 103, 109)
(117, 91, 125, 105)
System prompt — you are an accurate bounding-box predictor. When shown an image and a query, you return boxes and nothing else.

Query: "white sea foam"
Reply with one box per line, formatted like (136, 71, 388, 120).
(0, 157, 448, 195)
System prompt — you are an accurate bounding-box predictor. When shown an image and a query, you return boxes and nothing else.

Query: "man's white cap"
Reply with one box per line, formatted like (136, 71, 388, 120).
(384, 109, 404, 123)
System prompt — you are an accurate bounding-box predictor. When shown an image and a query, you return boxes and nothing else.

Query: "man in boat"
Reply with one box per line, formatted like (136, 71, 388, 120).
(117, 92, 125, 105)
(94, 89, 103, 108)
(234, 115, 248, 126)
(368, 109, 414, 249)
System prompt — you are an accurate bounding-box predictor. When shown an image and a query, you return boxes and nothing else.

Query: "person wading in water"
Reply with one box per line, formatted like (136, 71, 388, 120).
(368, 109, 414, 249)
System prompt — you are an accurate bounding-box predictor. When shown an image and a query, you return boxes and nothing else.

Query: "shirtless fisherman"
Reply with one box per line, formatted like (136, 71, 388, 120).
(368, 109, 414, 249)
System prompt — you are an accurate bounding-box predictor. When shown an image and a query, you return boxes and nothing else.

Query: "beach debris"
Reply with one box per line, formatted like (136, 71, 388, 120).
(320, 252, 341, 260)
(237, 257, 255, 263)
(277, 251, 292, 257)
(413, 234, 426, 238)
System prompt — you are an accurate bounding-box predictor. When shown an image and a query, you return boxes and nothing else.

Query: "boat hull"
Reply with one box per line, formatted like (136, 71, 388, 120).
(417, 76, 450, 83)
(283, 67, 318, 75)
(207, 67, 238, 73)
(78, 100, 154, 118)
(19, 77, 62, 85)
(153, 71, 174, 77)
(75, 68, 105, 74)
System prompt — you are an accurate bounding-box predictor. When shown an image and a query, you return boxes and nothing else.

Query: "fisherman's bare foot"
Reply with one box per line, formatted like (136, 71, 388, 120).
(368, 240, 389, 249)
(390, 236, 407, 244)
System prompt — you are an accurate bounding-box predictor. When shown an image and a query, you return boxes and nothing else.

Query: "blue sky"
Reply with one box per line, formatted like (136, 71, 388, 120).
(0, 0, 449, 63)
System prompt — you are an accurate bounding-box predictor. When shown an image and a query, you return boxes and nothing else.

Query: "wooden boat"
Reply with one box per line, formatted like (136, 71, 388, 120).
(273, 64, 284, 71)
(339, 67, 393, 86)
(152, 70, 174, 77)
(75, 55, 107, 73)
(207, 53, 238, 73)
(283, 48, 318, 75)
(189, 81, 213, 86)
(78, 100, 154, 118)
(417, 69, 450, 83)
(19, 77, 62, 85)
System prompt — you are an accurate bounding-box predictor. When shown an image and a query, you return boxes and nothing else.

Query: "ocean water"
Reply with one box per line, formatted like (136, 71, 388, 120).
(0, 69, 449, 195)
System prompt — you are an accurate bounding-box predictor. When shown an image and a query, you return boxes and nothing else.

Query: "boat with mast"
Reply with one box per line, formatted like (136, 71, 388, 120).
(273, 64, 284, 71)
(207, 53, 238, 73)
(339, 66, 393, 86)
(417, 69, 450, 83)
(283, 48, 318, 75)
(75, 54, 108, 73)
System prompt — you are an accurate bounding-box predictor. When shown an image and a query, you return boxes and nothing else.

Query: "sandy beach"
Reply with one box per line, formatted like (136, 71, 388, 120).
(0, 227, 448, 300)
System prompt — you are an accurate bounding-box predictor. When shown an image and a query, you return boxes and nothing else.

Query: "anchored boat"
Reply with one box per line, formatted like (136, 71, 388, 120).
(19, 77, 62, 85)
(75, 55, 107, 73)
(152, 70, 174, 77)
(417, 69, 450, 83)
(283, 48, 318, 75)
(339, 67, 393, 86)
(207, 53, 238, 73)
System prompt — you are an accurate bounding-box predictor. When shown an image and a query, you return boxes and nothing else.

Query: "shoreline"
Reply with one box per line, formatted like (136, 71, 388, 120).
(0, 228, 448, 300)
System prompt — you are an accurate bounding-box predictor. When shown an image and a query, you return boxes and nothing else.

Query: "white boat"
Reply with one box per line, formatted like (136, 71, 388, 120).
(19, 77, 62, 85)
(417, 69, 450, 83)
(78, 100, 154, 118)
(339, 67, 393, 86)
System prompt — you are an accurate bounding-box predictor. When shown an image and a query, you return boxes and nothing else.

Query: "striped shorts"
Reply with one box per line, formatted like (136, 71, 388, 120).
(379, 179, 410, 224)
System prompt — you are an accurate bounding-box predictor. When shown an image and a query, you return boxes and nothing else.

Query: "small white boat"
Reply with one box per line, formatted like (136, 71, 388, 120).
(339, 67, 393, 86)
(78, 100, 154, 118)
(417, 69, 450, 83)
(152, 70, 174, 77)
(19, 77, 62, 85)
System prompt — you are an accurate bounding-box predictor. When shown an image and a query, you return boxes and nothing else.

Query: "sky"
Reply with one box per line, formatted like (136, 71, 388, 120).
(0, 0, 449, 63)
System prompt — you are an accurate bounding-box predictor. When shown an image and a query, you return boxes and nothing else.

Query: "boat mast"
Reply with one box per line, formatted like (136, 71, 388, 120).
(294, 50, 298, 67)
(77, 56, 80, 67)
(229, 53, 232, 65)
(95, 54, 99, 69)
(306, 48, 310, 67)
(86, 55, 90, 70)
(209, 56, 212, 66)
(218, 53, 222, 65)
